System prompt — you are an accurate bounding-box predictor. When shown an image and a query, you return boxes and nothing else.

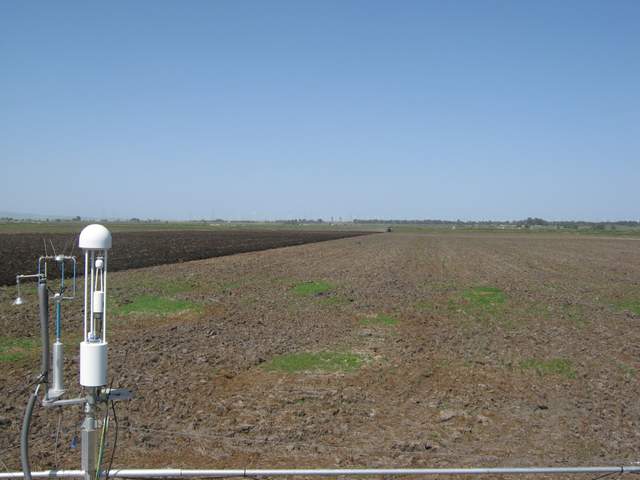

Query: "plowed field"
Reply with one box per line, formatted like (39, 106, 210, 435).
(2, 232, 640, 477)
(0, 230, 367, 286)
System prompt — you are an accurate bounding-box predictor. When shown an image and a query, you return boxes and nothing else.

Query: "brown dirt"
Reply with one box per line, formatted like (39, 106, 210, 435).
(0, 230, 367, 286)
(2, 232, 640, 476)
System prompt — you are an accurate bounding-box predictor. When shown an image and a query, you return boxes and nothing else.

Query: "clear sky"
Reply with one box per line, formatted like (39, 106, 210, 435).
(1, 1, 638, 221)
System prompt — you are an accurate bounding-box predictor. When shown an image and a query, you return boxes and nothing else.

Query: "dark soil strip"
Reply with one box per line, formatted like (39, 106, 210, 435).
(0, 230, 369, 286)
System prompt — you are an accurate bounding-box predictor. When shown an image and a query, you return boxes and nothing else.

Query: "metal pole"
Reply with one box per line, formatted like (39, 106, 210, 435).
(103, 251, 107, 343)
(81, 389, 98, 480)
(51, 286, 64, 397)
(84, 252, 88, 341)
(37, 282, 50, 380)
(89, 251, 94, 340)
(51, 340, 64, 397)
(3, 466, 640, 479)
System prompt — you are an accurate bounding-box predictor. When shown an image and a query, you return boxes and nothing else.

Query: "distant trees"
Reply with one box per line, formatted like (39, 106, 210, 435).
(275, 218, 326, 224)
(352, 218, 640, 229)
(523, 217, 548, 226)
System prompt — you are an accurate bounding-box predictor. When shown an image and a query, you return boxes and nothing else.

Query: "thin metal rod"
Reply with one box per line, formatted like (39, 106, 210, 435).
(89, 251, 95, 339)
(84, 252, 88, 341)
(17, 274, 43, 280)
(57, 261, 64, 339)
(103, 251, 107, 343)
(56, 302, 62, 341)
(3, 466, 640, 479)
(71, 257, 77, 299)
(43, 396, 86, 407)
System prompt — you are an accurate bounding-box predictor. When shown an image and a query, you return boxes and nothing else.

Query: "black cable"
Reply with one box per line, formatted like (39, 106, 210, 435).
(105, 401, 118, 480)
(590, 471, 624, 480)
(95, 387, 112, 479)
(95, 376, 116, 479)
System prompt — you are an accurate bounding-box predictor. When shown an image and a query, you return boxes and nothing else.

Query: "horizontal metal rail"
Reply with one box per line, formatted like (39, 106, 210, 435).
(2, 466, 640, 479)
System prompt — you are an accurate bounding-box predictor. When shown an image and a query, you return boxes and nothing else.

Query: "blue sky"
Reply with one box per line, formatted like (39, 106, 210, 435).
(1, 1, 638, 221)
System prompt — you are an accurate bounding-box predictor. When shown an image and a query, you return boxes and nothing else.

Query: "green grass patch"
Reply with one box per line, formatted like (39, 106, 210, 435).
(520, 358, 576, 379)
(114, 295, 199, 315)
(463, 286, 506, 309)
(0, 337, 38, 363)
(360, 313, 398, 326)
(292, 280, 334, 297)
(264, 351, 363, 373)
(448, 287, 512, 329)
(615, 299, 640, 316)
(157, 278, 198, 296)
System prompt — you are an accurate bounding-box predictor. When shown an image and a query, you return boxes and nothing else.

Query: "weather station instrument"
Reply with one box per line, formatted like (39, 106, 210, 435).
(13, 225, 132, 480)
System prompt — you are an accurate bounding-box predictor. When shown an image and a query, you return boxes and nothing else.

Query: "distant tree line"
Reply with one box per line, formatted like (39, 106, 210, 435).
(274, 219, 325, 224)
(353, 218, 640, 228)
(2, 216, 638, 229)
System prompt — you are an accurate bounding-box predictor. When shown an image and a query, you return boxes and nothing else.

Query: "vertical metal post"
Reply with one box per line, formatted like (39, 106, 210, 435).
(103, 251, 107, 343)
(37, 282, 50, 393)
(81, 389, 98, 480)
(89, 251, 95, 339)
(84, 252, 88, 341)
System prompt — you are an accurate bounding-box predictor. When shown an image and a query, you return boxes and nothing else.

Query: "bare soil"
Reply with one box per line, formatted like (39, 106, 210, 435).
(0, 230, 367, 286)
(2, 232, 640, 477)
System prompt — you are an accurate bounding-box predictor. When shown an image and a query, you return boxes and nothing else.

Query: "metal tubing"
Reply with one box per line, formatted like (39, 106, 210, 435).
(84, 252, 88, 341)
(3, 466, 640, 479)
(56, 302, 62, 341)
(72, 257, 77, 298)
(0, 472, 83, 479)
(56, 260, 63, 339)
(51, 342, 64, 397)
(103, 251, 107, 343)
(89, 251, 94, 339)
(15, 275, 22, 304)
(43, 396, 86, 407)
(81, 390, 98, 480)
(37, 282, 50, 383)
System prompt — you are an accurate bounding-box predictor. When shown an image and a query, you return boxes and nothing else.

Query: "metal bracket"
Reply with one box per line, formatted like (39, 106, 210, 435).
(42, 397, 86, 408)
(101, 388, 133, 402)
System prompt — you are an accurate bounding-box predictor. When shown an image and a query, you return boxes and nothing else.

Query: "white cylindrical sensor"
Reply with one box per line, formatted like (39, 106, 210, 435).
(51, 341, 65, 396)
(80, 341, 108, 387)
(93, 291, 104, 314)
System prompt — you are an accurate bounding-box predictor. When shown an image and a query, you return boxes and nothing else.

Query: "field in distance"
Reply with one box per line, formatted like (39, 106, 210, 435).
(2, 219, 639, 237)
